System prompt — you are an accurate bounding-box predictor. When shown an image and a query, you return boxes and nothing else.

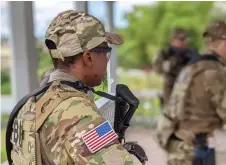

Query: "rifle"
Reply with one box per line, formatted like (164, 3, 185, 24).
(113, 84, 148, 163)
(114, 84, 139, 142)
(95, 84, 147, 162)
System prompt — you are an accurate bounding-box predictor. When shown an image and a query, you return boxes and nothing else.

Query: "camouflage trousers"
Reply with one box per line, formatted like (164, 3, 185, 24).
(166, 139, 194, 165)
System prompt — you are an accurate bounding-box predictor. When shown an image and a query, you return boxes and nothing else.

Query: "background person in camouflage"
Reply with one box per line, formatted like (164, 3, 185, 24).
(156, 20, 226, 165)
(153, 28, 197, 105)
(10, 10, 143, 165)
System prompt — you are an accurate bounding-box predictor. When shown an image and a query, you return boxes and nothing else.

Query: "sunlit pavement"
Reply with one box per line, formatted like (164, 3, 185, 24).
(126, 127, 226, 165)
(126, 127, 167, 165)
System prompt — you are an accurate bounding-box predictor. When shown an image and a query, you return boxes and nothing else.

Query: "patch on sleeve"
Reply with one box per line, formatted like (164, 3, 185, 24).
(82, 120, 118, 153)
(102, 147, 124, 165)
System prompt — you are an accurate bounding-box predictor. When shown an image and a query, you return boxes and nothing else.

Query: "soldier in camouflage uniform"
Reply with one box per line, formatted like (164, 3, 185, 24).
(157, 20, 226, 165)
(153, 28, 197, 105)
(9, 10, 143, 165)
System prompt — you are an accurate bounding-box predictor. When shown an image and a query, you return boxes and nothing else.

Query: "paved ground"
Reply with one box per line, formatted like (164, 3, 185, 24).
(126, 127, 226, 165)
(126, 127, 167, 165)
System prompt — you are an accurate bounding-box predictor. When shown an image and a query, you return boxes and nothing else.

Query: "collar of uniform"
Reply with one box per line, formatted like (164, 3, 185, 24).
(203, 52, 226, 66)
(48, 69, 78, 83)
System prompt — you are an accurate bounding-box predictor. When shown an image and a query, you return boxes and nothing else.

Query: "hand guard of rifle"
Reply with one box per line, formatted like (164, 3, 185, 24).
(123, 142, 148, 163)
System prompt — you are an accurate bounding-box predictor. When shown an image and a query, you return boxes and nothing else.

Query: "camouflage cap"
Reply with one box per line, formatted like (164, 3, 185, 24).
(45, 10, 124, 60)
(203, 20, 226, 41)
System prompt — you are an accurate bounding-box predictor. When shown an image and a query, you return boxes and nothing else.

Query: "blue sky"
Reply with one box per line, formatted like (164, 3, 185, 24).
(0, 1, 154, 39)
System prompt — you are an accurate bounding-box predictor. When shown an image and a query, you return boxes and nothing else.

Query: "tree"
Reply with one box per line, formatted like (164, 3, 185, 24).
(117, 1, 225, 69)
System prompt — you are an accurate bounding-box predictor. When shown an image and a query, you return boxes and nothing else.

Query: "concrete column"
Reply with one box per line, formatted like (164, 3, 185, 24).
(74, 1, 88, 12)
(8, 1, 38, 102)
(106, 1, 117, 94)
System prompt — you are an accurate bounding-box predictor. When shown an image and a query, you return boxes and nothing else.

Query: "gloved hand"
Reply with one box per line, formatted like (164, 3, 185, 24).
(123, 141, 148, 164)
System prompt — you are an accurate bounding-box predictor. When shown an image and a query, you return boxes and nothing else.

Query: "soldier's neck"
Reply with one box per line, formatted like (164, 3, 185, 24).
(48, 69, 82, 83)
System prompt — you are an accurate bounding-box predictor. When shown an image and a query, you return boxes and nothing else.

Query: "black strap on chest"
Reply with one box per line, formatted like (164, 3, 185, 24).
(5, 80, 120, 165)
(188, 54, 219, 65)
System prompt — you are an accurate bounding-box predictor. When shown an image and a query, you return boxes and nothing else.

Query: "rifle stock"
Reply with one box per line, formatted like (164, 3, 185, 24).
(114, 84, 139, 143)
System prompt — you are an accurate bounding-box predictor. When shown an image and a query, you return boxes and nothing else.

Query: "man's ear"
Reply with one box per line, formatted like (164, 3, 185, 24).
(82, 51, 92, 68)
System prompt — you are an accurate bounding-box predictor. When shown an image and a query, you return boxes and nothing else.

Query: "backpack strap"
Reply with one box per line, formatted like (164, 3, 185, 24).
(188, 55, 219, 65)
(36, 91, 84, 131)
(6, 83, 52, 165)
(35, 89, 85, 165)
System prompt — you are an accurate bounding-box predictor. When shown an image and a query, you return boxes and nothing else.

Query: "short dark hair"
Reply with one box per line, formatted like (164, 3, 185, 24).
(45, 39, 83, 69)
(50, 53, 83, 69)
(171, 27, 187, 39)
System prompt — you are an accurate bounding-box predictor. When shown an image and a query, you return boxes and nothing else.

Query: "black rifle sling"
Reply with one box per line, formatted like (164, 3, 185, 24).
(188, 55, 219, 65)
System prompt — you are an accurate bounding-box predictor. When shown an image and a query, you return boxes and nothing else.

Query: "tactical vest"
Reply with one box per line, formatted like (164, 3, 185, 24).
(8, 81, 86, 165)
(167, 55, 222, 142)
(6, 81, 120, 165)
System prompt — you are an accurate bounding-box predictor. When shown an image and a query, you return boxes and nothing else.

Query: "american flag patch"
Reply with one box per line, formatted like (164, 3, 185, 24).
(82, 121, 118, 153)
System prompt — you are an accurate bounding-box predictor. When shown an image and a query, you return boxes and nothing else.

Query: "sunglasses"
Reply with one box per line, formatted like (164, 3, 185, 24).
(176, 37, 188, 41)
(89, 47, 112, 61)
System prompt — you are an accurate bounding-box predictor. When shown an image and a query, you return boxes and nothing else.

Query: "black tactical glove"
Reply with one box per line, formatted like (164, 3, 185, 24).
(123, 141, 148, 163)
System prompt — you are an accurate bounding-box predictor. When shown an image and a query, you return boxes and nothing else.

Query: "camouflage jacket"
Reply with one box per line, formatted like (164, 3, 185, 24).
(153, 46, 198, 103)
(20, 70, 142, 165)
(157, 54, 226, 148)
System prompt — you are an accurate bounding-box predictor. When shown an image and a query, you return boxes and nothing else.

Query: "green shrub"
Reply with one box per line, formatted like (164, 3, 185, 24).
(38, 50, 53, 79)
(1, 130, 7, 163)
(1, 69, 10, 83)
(1, 70, 11, 95)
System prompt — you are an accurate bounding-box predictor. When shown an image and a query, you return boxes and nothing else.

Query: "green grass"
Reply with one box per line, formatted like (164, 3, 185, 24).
(1, 83, 11, 95)
(37, 50, 53, 79)
(1, 114, 9, 123)
(135, 98, 161, 117)
(1, 69, 11, 95)
(118, 72, 163, 91)
(1, 114, 9, 163)
(94, 76, 108, 100)
(1, 129, 7, 163)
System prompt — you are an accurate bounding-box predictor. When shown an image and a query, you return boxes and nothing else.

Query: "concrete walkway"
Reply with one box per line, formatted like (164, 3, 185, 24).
(126, 127, 167, 165)
(126, 127, 226, 165)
